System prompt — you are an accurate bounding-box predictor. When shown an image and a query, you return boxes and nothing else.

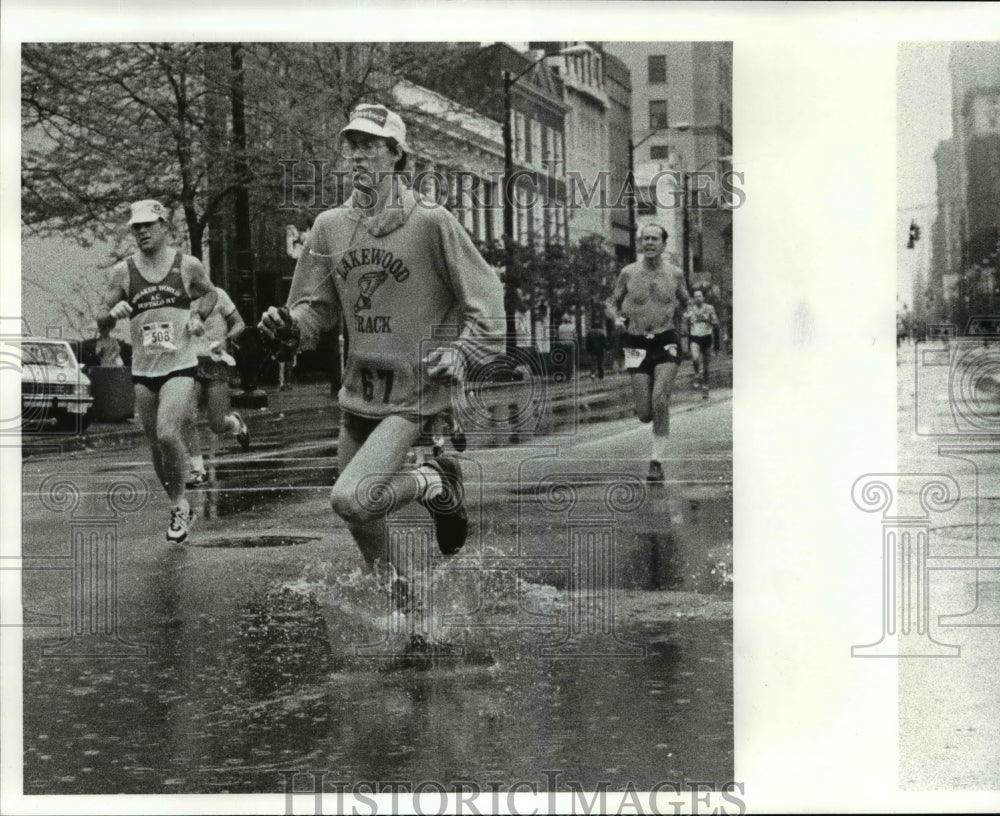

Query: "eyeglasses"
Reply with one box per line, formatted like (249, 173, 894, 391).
(339, 137, 386, 160)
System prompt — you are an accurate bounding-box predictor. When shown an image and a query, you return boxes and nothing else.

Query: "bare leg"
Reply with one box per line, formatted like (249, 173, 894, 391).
(629, 371, 653, 424)
(650, 361, 679, 438)
(182, 381, 203, 465)
(134, 384, 167, 487)
(330, 414, 423, 572)
(154, 377, 198, 504)
(203, 378, 234, 435)
(690, 340, 703, 382)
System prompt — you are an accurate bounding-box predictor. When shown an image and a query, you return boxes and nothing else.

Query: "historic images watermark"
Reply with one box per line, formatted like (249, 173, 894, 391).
(277, 163, 746, 214)
(279, 771, 747, 816)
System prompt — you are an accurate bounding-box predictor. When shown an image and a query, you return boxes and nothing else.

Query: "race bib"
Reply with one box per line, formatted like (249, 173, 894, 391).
(141, 322, 177, 350)
(624, 347, 647, 370)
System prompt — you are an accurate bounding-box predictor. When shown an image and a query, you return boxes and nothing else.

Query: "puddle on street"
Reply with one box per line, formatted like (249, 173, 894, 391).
(24, 565, 732, 793)
(24, 458, 732, 794)
(491, 491, 733, 594)
(185, 448, 339, 519)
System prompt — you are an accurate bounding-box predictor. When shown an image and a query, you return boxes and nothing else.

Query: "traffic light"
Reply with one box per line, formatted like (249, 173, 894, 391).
(907, 221, 920, 249)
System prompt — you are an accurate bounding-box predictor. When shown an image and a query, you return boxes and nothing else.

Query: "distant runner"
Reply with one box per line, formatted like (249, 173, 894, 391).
(611, 223, 689, 485)
(685, 288, 719, 399)
(183, 284, 250, 487)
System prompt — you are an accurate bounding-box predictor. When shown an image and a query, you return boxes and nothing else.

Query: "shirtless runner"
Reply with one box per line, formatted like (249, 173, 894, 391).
(610, 223, 690, 485)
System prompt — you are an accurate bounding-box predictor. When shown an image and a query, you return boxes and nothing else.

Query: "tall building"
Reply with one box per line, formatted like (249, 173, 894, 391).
(930, 138, 961, 317)
(431, 42, 571, 250)
(933, 42, 1000, 322)
(532, 43, 611, 247)
(604, 50, 634, 264)
(949, 42, 1000, 270)
(532, 42, 633, 261)
(604, 42, 732, 292)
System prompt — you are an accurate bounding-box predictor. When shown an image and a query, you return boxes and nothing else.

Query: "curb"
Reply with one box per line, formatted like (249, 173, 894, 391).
(24, 358, 733, 457)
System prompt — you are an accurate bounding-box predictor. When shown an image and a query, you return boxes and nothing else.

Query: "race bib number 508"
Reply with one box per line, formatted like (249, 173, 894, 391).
(142, 322, 176, 350)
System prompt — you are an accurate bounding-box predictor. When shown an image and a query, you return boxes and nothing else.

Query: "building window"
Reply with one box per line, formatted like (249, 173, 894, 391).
(648, 55, 667, 84)
(530, 119, 542, 168)
(483, 180, 495, 245)
(554, 203, 566, 243)
(650, 144, 671, 161)
(516, 185, 528, 244)
(649, 100, 668, 130)
(514, 111, 526, 161)
(532, 194, 543, 248)
(553, 129, 564, 175)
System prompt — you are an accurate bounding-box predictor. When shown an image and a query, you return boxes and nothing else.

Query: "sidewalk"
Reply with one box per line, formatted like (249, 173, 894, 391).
(26, 355, 733, 455)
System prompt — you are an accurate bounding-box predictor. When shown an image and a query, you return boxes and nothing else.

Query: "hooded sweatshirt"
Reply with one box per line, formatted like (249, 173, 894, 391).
(286, 183, 505, 419)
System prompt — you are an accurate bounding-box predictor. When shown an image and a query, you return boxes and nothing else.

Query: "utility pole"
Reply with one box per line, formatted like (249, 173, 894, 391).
(682, 171, 691, 292)
(502, 68, 516, 353)
(627, 137, 637, 261)
(230, 43, 266, 406)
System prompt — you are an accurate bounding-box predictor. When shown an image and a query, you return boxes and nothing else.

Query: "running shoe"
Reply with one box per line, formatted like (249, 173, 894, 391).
(646, 460, 665, 486)
(232, 411, 251, 451)
(418, 456, 468, 556)
(166, 505, 195, 545)
(185, 469, 207, 488)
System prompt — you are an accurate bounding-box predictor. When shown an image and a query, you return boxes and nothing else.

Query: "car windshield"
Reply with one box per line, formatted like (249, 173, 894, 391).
(21, 342, 73, 368)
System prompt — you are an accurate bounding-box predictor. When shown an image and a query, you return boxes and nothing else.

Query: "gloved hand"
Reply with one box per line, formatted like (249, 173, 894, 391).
(258, 306, 301, 362)
(423, 346, 463, 384)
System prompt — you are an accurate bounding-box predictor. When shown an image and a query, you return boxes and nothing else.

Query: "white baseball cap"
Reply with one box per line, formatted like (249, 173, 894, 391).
(128, 199, 169, 224)
(340, 104, 408, 152)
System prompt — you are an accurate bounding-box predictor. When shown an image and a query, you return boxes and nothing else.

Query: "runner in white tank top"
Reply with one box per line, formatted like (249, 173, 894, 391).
(97, 199, 218, 545)
(182, 286, 250, 488)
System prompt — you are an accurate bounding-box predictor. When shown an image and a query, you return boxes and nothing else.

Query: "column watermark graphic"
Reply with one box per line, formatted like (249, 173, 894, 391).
(11, 474, 151, 658)
(851, 473, 962, 658)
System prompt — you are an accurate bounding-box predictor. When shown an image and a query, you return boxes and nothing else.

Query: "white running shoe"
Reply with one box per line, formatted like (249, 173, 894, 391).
(166, 505, 195, 545)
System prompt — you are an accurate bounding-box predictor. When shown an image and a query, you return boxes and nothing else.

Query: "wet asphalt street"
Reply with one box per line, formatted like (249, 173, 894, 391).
(894, 341, 1000, 790)
(20, 393, 733, 794)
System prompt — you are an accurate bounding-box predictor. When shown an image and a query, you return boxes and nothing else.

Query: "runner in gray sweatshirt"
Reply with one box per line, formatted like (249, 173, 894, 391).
(260, 104, 504, 605)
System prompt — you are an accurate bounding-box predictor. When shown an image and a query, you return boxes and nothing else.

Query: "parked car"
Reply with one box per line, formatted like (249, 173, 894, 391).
(20, 337, 94, 432)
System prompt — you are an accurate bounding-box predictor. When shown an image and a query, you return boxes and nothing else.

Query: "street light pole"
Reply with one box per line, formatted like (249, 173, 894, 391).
(502, 68, 516, 352)
(627, 137, 637, 262)
(681, 170, 691, 291)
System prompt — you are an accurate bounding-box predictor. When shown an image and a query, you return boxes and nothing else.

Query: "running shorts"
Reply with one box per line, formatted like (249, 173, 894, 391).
(132, 366, 199, 393)
(622, 329, 681, 376)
